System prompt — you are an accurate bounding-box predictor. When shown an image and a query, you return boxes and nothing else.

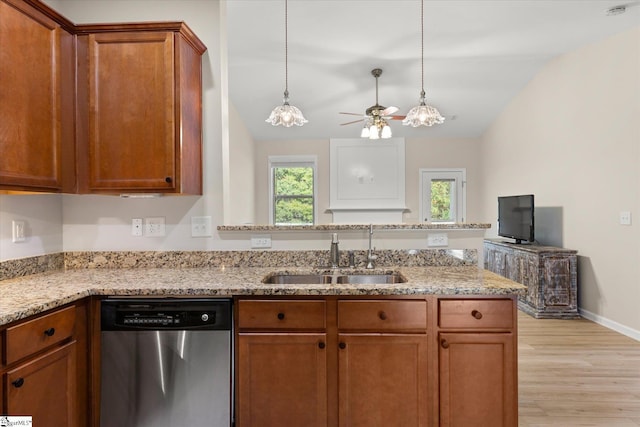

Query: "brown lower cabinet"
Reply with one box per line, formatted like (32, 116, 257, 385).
(236, 295, 517, 427)
(0, 301, 90, 427)
(5, 341, 77, 426)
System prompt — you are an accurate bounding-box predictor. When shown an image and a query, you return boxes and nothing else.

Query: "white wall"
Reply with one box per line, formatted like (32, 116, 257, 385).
(0, 195, 62, 261)
(480, 27, 640, 335)
(229, 101, 256, 225)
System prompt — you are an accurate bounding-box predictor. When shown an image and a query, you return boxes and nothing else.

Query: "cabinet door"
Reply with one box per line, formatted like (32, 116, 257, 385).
(5, 341, 77, 427)
(0, 0, 73, 191)
(338, 334, 429, 427)
(438, 332, 516, 427)
(83, 31, 177, 191)
(237, 333, 328, 427)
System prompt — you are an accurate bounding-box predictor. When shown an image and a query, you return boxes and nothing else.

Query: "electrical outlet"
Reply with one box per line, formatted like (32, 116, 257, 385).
(620, 211, 632, 225)
(12, 220, 26, 243)
(145, 217, 166, 237)
(131, 218, 143, 236)
(191, 216, 212, 237)
(251, 235, 272, 249)
(427, 233, 448, 247)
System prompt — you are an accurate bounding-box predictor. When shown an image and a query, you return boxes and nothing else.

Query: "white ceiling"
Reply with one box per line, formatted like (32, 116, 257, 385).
(226, 0, 639, 141)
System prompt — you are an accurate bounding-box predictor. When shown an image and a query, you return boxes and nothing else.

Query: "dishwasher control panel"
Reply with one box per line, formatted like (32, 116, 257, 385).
(101, 298, 232, 331)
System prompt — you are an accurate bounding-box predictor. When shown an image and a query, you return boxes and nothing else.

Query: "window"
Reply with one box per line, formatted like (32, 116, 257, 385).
(420, 169, 466, 223)
(269, 156, 317, 225)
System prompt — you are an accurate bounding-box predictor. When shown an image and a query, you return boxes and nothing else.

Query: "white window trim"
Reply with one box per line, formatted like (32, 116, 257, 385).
(268, 155, 318, 225)
(419, 168, 467, 223)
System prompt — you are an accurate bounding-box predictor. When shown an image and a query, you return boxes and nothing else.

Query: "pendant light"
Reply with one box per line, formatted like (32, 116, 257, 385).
(265, 0, 308, 127)
(403, 0, 444, 127)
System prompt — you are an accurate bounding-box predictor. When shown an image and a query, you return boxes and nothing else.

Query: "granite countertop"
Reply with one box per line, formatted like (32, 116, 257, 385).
(0, 266, 525, 326)
(218, 223, 491, 232)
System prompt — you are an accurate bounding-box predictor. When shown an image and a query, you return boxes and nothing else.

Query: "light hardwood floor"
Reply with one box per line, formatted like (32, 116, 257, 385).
(518, 311, 640, 426)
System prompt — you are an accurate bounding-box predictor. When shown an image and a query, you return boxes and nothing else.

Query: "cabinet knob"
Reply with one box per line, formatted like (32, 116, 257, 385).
(441, 339, 449, 349)
(318, 341, 326, 349)
(12, 378, 24, 388)
(378, 311, 387, 320)
(165, 176, 172, 183)
(471, 310, 483, 320)
(339, 342, 346, 350)
(44, 327, 56, 337)
(277, 312, 285, 320)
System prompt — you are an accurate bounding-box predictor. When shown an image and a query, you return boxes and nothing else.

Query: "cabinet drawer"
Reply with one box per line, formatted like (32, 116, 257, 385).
(238, 300, 326, 331)
(338, 300, 427, 332)
(5, 306, 76, 364)
(438, 299, 513, 329)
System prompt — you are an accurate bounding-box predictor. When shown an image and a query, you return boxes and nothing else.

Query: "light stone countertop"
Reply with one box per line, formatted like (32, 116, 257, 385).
(0, 266, 525, 326)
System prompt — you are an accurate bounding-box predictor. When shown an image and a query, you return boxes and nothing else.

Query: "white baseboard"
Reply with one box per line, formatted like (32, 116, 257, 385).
(579, 308, 640, 342)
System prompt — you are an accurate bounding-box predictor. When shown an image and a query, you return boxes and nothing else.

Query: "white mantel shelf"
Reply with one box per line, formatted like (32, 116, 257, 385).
(217, 223, 491, 232)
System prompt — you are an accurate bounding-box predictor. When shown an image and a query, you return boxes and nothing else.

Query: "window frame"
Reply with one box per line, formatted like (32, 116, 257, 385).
(268, 155, 318, 226)
(419, 168, 467, 223)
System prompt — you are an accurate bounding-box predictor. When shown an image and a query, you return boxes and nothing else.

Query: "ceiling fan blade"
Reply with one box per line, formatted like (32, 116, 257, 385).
(340, 119, 364, 126)
(339, 112, 364, 116)
(387, 115, 406, 120)
(381, 106, 399, 116)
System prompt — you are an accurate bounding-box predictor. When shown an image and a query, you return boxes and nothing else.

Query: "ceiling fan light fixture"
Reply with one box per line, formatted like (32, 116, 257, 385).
(403, 0, 444, 128)
(265, 0, 307, 127)
(360, 123, 371, 138)
(381, 123, 392, 139)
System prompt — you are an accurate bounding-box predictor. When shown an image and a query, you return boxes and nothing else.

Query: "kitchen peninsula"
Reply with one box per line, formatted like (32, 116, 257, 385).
(1, 249, 525, 427)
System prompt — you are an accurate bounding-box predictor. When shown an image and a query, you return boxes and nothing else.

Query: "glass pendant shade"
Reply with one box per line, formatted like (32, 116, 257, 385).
(266, 92, 308, 127)
(402, 92, 445, 127)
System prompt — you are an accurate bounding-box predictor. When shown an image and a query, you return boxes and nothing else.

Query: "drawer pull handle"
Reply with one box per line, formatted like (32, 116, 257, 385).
(441, 339, 449, 349)
(44, 327, 56, 337)
(277, 312, 285, 320)
(165, 176, 173, 183)
(12, 378, 24, 388)
(339, 342, 346, 350)
(318, 341, 326, 349)
(378, 311, 387, 320)
(471, 310, 483, 320)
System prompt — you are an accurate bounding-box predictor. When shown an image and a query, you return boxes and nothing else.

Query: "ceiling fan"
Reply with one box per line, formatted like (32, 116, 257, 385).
(339, 68, 405, 138)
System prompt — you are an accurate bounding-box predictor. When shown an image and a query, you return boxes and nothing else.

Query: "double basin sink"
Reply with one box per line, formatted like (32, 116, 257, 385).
(263, 272, 407, 285)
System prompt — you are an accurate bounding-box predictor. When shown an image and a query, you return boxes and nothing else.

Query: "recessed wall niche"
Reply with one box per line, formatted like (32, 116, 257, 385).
(329, 138, 406, 223)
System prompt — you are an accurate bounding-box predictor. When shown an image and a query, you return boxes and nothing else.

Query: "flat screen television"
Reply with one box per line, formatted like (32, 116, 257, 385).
(498, 194, 535, 244)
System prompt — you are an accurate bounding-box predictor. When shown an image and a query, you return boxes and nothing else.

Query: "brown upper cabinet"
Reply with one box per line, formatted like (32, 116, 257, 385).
(0, 0, 206, 195)
(0, 0, 75, 193)
(75, 23, 206, 194)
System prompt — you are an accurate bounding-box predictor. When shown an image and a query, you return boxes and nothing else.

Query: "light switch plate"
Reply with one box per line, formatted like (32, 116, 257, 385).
(12, 220, 26, 243)
(131, 218, 143, 236)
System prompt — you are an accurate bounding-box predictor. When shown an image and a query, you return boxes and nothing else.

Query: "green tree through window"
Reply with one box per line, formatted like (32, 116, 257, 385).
(431, 179, 453, 221)
(273, 166, 314, 225)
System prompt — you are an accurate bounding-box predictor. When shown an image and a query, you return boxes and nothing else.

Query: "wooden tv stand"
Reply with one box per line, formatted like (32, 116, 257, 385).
(484, 239, 580, 319)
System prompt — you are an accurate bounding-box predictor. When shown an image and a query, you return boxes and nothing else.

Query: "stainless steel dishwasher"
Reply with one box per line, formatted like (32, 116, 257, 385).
(100, 298, 233, 427)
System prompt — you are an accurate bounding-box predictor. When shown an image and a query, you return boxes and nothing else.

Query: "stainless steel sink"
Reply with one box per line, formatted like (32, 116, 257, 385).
(335, 274, 406, 284)
(263, 274, 333, 284)
(263, 273, 406, 285)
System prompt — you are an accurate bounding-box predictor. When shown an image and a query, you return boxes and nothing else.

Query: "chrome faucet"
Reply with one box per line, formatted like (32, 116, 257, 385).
(366, 224, 377, 269)
(330, 233, 340, 268)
